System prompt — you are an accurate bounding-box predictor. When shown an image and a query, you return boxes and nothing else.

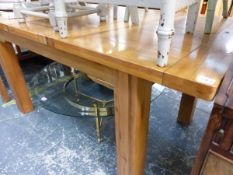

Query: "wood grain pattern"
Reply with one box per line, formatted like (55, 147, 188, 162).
(0, 30, 115, 86)
(8, 26, 48, 44)
(177, 93, 197, 125)
(0, 8, 232, 100)
(0, 23, 8, 31)
(114, 71, 152, 175)
(191, 105, 223, 175)
(0, 42, 33, 113)
(201, 151, 233, 175)
(0, 76, 10, 103)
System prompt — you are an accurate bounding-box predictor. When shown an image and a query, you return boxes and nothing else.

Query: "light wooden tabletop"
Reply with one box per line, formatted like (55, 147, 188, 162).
(0, 7, 232, 100)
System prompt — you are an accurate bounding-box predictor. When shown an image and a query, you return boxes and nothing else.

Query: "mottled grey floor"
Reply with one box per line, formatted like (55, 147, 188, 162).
(0, 58, 213, 175)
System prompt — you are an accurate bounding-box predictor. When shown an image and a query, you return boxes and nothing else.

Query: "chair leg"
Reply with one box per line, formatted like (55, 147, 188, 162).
(222, 0, 229, 18)
(124, 6, 130, 22)
(54, 0, 68, 38)
(98, 4, 108, 22)
(156, 0, 176, 67)
(56, 16, 68, 38)
(186, 1, 201, 33)
(49, 2, 59, 32)
(13, 1, 25, 23)
(129, 6, 139, 25)
(204, 0, 218, 34)
(124, 6, 139, 25)
(113, 5, 118, 20)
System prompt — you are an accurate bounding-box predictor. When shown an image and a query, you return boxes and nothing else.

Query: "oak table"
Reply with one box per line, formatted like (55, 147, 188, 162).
(0, 9, 232, 175)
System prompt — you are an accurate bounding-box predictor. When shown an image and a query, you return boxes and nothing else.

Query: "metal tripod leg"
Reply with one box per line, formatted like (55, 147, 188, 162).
(94, 104, 103, 142)
(73, 77, 79, 95)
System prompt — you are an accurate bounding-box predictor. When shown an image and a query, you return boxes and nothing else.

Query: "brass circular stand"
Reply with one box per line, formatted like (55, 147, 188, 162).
(63, 73, 114, 142)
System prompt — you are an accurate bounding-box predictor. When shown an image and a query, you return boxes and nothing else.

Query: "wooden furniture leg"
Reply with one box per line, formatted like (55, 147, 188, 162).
(114, 71, 152, 175)
(177, 93, 197, 126)
(204, 0, 218, 34)
(191, 62, 233, 175)
(0, 76, 10, 103)
(222, 0, 229, 18)
(0, 41, 33, 113)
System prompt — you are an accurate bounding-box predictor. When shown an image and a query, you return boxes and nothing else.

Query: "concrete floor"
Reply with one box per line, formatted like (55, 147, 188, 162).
(0, 58, 213, 175)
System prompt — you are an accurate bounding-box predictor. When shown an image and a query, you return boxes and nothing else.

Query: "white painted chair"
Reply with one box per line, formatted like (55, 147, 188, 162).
(113, 5, 147, 23)
(204, 0, 229, 33)
(14, 0, 201, 67)
(89, 0, 201, 67)
(13, 0, 108, 38)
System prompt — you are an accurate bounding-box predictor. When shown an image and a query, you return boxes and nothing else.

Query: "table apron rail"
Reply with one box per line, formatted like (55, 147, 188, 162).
(0, 30, 115, 86)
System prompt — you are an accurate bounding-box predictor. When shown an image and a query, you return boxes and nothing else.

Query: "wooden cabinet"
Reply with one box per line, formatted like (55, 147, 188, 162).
(201, 151, 233, 175)
(191, 62, 233, 175)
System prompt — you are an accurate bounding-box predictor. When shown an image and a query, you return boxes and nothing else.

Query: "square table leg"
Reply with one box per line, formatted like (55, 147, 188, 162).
(177, 93, 197, 126)
(114, 71, 152, 175)
(0, 41, 33, 113)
